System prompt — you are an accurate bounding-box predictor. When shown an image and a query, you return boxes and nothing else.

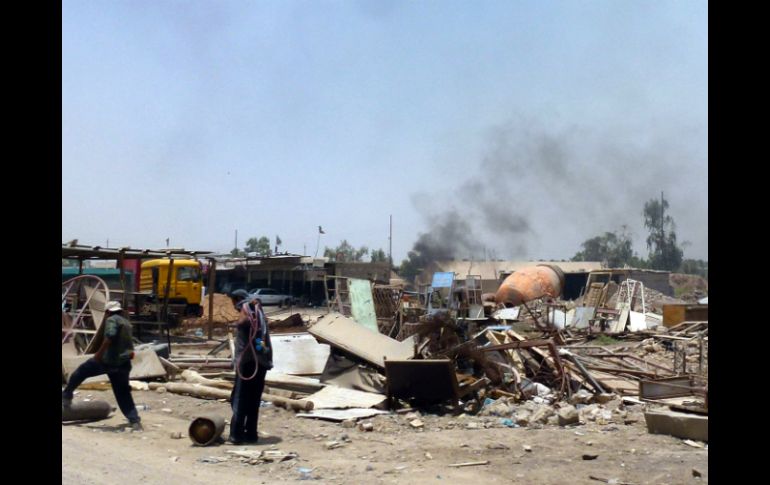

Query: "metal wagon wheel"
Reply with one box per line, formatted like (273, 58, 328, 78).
(62, 275, 111, 354)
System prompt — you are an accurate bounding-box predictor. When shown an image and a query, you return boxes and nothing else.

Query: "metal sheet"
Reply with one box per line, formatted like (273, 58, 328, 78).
(348, 278, 378, 332)
(572, 307, 595, 329)
(547, 309, 568, 329)
(431, 272, 455, 288)
(270, 333, 330, 376)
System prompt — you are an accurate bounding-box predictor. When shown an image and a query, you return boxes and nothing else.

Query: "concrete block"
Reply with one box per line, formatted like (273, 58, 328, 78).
(644, 409, 708, 442)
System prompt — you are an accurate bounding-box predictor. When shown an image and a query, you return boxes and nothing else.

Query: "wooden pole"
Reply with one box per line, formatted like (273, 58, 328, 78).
(207, 258, 216, 340)
(118, 249, 127, 310)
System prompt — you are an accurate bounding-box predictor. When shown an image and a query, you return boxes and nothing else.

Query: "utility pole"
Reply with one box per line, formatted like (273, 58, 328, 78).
(234, 229, 238, 253)
(389, 214, 393, 268)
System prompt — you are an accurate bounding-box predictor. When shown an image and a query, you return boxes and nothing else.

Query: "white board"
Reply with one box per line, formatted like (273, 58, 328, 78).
(296, 408, 389, 422)
(270, 333, 330, 376)
(628, 311, 647, 332)
(304, 385, 386, 409)
(492, 307, 520, 321)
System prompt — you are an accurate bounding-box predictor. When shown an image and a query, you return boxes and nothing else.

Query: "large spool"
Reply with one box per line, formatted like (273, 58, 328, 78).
(188, 414, 226, 446)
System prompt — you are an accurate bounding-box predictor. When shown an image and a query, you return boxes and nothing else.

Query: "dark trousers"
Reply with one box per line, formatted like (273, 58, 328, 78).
(230, 360, 267, 440)
(63, 358, 140, 423)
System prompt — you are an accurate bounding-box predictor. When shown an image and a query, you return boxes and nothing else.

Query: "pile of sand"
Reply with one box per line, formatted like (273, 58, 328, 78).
(183, 293, 241, 325)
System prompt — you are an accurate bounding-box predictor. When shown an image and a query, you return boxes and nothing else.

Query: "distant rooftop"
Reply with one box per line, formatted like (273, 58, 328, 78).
(429, 260, 604, 281)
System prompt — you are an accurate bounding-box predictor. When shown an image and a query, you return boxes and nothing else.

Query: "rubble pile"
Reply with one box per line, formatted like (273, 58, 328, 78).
(62, 268, 708, 444)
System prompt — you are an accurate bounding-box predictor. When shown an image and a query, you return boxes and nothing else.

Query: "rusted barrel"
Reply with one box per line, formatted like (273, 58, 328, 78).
(62, 400, 112, 422)
(495, 264, 565, 306)
(188, 414, 226, 446)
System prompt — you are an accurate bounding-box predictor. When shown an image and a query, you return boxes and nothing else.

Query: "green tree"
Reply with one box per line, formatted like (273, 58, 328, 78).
(324, 240, 369, 262)
(245, 236, 272, 257)
(370, 248, 388, 263)
(398, 251, 423, 281)
(572, 227, 636, 268)
(230, 248, 245, 257)
(643, 193, 683, 271)
(679, 259, 708, 279)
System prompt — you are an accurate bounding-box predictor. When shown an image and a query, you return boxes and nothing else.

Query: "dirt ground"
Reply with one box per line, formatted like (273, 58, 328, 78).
(62, 387, 707, 484)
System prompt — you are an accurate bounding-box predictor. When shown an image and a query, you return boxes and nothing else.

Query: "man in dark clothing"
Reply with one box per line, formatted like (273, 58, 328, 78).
(62, 301, 143, 431)
(228, 289, 273, 444)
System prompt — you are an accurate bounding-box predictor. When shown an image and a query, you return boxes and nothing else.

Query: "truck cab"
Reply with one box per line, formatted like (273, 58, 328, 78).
(139, 259, 204, 316)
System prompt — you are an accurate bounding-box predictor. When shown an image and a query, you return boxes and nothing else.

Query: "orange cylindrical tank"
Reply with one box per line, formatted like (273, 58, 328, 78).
(495, 264, 565, 306)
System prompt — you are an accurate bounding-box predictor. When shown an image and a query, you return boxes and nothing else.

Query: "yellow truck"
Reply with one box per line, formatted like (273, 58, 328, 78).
(139, 259, 204, 317)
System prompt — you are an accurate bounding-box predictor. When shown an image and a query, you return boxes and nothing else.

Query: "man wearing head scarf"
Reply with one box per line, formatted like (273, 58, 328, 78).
(227, 289, 273, 444)
(62, 300, 142, 431)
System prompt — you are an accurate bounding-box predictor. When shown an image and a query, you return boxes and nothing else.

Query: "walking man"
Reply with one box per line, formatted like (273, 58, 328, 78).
(62, 301, 143, 431)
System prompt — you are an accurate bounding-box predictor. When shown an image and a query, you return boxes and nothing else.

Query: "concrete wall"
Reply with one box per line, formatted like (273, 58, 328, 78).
(629, 271, 673, 296)
(330, 262, 391, 283)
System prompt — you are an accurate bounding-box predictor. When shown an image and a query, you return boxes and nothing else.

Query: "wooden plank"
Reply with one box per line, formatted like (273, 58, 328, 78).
(448, 461, 489, 468)
(308, 312, 416, 369)
(611, 306, 629, 333)
(265, 372, 325, 394)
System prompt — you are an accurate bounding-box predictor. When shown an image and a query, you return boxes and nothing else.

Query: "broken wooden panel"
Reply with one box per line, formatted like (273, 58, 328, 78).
(384, 359, 460, 404)
(639, 375, 699, 400)
(308, 312, 416, 369)
(662, 304, 709, 327)
(372, 285, 402, 317)
(62, 348, 167, 384)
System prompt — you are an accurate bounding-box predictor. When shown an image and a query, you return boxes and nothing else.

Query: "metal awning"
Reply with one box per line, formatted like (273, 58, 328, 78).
(62, 244, 214, 260)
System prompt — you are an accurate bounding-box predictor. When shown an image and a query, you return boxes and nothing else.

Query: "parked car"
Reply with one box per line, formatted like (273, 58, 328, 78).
(248, 288, 294, 307)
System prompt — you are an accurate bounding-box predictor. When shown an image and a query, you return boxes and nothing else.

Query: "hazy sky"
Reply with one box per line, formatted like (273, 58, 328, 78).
(62, 1, 707, 262)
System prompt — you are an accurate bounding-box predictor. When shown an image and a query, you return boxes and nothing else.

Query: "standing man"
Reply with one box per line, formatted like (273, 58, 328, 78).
(62, 301, 143, 431)
(228, 289, 273, 444)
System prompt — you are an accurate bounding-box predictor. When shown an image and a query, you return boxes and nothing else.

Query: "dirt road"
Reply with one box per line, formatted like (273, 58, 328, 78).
(62, 389, 707, 484)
